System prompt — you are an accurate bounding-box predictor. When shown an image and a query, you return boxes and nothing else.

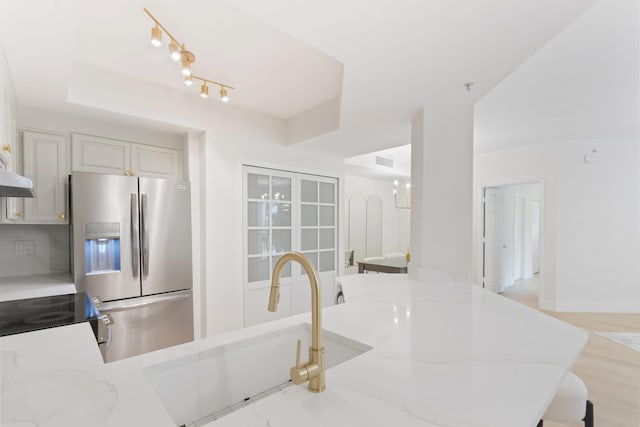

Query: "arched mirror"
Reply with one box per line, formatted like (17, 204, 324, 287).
(348, 193, 367, 263)
(366, 194, 383, 258)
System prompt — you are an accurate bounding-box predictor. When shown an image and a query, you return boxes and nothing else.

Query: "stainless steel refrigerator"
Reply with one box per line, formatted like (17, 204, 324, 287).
(70, 172, 193, 362)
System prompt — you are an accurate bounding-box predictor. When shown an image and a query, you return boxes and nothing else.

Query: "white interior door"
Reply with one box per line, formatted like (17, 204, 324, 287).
(514, 195, 527, 280)
(531, 200, 541, 274)
(483, 188, 507, 292)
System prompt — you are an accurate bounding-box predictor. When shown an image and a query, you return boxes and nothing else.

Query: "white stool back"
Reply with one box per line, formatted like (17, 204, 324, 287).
(539, 372, 594, 427)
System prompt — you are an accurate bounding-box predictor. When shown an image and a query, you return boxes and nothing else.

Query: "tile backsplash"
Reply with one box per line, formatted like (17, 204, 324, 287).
(0, 225, 69, 277)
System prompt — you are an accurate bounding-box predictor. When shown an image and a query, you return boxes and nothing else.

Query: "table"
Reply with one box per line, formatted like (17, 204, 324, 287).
(357, 257, 408, 273)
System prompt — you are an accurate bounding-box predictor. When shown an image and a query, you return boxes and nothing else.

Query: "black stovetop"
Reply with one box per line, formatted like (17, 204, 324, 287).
(0, 292, 100, 337)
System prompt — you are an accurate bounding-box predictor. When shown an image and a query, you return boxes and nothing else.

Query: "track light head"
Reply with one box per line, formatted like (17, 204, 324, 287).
(169, 40, 181, 61)
(220, 87, 229, 103)
(181, 58, 191, 76)
(200, 83, 209, 98)
(150, 24, 162, 47)
(184, 75, 193, 86)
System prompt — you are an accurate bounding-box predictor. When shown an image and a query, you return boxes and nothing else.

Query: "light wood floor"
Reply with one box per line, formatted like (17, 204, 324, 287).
(502, 276, 640, 427)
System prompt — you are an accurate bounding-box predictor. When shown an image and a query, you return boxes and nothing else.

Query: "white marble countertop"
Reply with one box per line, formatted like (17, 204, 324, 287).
(0, 273, 76, 302)
(0, 274, 588, 427)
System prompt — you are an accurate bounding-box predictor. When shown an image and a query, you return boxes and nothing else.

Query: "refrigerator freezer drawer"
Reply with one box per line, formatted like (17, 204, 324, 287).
(98, 289, 193, 363)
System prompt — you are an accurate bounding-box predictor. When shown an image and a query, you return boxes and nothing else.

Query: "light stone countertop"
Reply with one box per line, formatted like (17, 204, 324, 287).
(0, 274, 588, 427)
(0, 273, 76, 302)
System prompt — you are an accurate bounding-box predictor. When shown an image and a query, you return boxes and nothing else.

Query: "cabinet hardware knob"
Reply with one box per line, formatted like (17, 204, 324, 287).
(1, 144, 11, 153)
(124, 170, 130, 176)
(130, 171, 135, 176)
(59, 213, 66, 220)
(15, 211, 22, 218)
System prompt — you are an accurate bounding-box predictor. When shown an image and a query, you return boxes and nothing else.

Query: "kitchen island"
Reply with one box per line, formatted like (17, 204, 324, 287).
(1, 274, 587, 427)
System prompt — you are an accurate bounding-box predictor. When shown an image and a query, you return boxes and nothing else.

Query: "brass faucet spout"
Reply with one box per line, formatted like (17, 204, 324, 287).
(268, 252, 325, 392)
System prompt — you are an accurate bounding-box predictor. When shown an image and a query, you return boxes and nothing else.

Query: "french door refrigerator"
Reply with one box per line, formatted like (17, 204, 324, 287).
(70, 172, 193, 362)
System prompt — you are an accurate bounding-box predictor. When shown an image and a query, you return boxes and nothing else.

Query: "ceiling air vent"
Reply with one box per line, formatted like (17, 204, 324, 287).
(375, 156, 394, 168)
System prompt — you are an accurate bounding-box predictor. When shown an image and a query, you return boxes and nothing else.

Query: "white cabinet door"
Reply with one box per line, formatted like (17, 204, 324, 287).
(131, 143, 180, 179)
(72, 134, 130, 175)
(23, 131, 68, 223)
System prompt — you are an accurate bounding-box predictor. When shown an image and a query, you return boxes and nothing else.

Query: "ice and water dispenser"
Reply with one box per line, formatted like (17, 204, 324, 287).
(84, 223, 121, 274)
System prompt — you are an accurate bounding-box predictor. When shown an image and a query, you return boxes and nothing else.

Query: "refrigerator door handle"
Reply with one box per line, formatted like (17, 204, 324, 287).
(131, 193, 140, 278)
(141, 193, 150, 278)
(98, 314, 114, 347)
(98, 289, 192, 312)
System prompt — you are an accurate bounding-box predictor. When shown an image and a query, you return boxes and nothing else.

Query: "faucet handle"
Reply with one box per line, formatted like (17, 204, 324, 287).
(295, 339, 302, 369)
(291, 339, 311, 384)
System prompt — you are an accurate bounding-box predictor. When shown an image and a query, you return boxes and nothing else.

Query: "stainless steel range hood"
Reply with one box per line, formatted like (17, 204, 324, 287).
(0, 170, 36, 197)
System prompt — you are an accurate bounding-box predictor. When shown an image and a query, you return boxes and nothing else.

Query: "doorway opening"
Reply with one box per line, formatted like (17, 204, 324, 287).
(481, 182, 542, 295)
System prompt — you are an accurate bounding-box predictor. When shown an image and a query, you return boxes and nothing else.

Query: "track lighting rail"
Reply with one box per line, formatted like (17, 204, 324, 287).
(143, 7, 235, 103)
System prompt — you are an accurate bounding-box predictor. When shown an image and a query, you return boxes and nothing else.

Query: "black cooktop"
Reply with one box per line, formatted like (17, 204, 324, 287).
(0, 292, 100, 337)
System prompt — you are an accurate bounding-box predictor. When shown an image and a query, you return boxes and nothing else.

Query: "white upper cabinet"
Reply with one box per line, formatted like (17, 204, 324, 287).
(72, 134, 130, 176)
(22, 131, 68, 224)
(131, 143, 181, 179)
(72, 134, 181, 179)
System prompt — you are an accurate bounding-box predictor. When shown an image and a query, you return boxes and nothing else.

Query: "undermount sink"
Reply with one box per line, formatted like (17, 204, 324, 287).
(144, 323, 371, 426)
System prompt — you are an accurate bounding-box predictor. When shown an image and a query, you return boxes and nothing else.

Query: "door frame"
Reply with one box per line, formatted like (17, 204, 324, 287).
(478, 180, 544, 297)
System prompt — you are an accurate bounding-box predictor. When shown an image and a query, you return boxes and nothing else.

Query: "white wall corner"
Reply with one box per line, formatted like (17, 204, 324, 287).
(285, 96, 342, 145)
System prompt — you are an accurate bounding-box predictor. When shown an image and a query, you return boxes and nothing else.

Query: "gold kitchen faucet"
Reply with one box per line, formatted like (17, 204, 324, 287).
(268, 252, 326, 393)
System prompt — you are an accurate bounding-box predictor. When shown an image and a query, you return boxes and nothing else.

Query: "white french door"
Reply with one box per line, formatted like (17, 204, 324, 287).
(243, 166, 338, 326)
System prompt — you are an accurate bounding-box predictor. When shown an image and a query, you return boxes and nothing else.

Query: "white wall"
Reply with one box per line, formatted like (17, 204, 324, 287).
(0, 225, 68, 277)
(410, 105, 473, 281)
(475, 141, 640, 312)
(344, 174, 410, 257)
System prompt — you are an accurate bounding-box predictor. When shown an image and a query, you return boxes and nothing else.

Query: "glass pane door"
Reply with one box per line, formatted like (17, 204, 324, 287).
(300, 178, 337, 275)
(246, 172, 292, 282)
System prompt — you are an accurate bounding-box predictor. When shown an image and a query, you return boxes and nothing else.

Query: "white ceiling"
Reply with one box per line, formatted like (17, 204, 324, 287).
(0, 0, 600, 158)
(474, 0, 639, 152)
(225, 0, 599, 156)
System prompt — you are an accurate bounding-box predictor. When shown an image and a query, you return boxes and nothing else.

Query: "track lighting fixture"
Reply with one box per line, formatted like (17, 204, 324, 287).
(181, 56, 192, 76)
(200, 82, 209, 98)
(144, 7, 235, 103)
(168, 40, 181, 61)
(150, 24, 162, 47)
(220, 87, 229, 103)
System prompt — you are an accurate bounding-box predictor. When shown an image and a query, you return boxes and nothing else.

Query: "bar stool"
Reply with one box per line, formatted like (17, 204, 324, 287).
(537, 372, 594, 427)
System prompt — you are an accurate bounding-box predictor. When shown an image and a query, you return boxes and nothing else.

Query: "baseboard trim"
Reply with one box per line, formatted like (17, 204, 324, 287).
(539, 298, 640, 313)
